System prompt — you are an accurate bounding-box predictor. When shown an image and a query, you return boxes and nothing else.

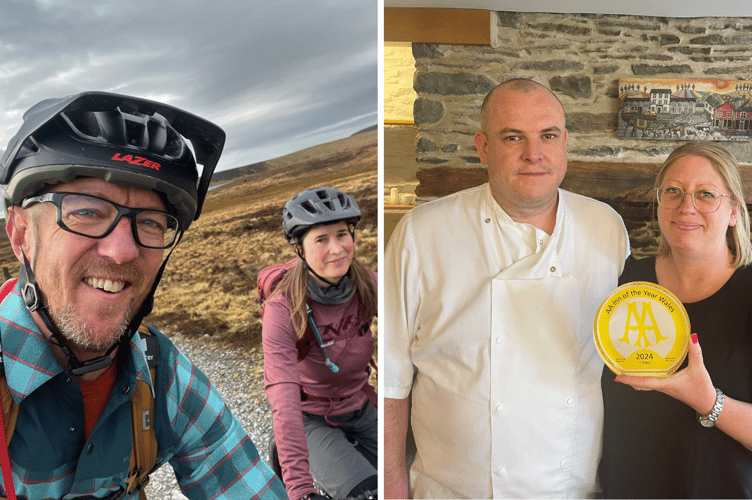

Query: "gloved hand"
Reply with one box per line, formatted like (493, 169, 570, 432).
(303, 493, 328, 500)
(346, 489, 377, 500)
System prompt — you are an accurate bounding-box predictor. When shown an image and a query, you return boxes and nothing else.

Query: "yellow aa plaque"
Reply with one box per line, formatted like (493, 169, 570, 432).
(594, 281, 690, 377)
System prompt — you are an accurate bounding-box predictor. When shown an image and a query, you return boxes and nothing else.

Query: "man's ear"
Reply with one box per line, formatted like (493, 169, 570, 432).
(6, 207, 34, 263)
(473, 131, 489, 165)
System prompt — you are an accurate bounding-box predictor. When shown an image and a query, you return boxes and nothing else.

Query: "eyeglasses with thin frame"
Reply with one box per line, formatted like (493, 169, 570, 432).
(21, 192, 181, 249)
(655, 185, 731, 214)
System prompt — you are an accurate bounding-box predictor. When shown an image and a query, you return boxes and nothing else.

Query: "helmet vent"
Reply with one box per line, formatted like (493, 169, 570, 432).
(163, 127, 185, 158)
(336, 193, 349, 208)
(125, 119, 147, 147)
(281, 187, 361, 241)
(300, 199, 318, 215)
(18, 137, 41, 158)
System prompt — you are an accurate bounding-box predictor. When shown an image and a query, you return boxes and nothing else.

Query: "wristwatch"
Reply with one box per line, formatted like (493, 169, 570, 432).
(697, 387, 724, 427)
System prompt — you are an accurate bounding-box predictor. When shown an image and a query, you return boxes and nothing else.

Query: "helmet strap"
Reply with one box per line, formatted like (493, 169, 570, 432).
(291, 244, 339, 288)
(18, 253, 119, 376)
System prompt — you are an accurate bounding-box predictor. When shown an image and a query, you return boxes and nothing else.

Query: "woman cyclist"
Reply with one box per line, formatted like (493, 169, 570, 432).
(262, 187, 378, 500)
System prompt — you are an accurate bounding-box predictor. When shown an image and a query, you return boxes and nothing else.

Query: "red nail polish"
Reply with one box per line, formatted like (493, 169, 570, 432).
(691, 334, 698, 344)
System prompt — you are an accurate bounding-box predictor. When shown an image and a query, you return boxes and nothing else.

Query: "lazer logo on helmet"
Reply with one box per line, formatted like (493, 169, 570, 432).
(111, 152, 161, 171)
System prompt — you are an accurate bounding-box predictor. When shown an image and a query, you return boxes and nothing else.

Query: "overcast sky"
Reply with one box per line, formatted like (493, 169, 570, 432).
(0, 0, 378, 172)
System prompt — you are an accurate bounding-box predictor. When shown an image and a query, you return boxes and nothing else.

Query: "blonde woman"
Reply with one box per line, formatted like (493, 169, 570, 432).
(600, 142, 752, 498)
(262, 187, 377, 500)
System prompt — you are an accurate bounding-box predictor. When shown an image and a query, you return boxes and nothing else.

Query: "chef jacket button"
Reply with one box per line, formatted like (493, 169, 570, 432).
(569, 331, 576, 339)
(495, 404, 503, 413)
(69, 427, 76, 433)
(485, 218, 491, 223)
(550, 266, 557, 273)
(497, 467, 507, 476)
(567, 398, 575, 406)
(495, 337, 503, 344)
(122, 385, 131, 395)
(567, 272, 573, 278)
(560, 459, 568, 468)
(87, 444, 94, 454)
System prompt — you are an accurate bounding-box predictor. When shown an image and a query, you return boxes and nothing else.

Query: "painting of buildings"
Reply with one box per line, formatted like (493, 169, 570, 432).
(617, 78, 752, 141)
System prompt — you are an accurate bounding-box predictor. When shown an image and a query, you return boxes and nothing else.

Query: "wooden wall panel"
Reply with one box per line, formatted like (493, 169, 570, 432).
(384, 8, 491, 45)
(415, 162, 752, 203)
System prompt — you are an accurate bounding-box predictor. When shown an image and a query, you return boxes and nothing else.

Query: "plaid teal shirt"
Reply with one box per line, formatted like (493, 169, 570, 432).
(0, 281, 287, 500)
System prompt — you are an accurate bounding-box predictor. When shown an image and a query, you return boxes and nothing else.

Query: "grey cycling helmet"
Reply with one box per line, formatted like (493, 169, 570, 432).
(282, 187, 361, 243)
(0, 91, 225, 229)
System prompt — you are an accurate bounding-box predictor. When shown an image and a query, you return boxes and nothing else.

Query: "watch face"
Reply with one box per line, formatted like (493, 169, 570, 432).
(699, 417, 715, 428)
(594, 281, 690, 376)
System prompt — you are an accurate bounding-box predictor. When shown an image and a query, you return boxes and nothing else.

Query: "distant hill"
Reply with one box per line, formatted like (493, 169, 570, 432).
(352, 124, 377, 135)
(0, 128, 378, 282)
(211, 128, 377, 184)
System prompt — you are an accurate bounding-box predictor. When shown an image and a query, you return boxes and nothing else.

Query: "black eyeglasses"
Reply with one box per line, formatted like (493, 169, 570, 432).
(21, 192, 181, 249)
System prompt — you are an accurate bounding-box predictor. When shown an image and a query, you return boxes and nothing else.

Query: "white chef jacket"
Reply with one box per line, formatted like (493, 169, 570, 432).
(384, 184, 630, 499)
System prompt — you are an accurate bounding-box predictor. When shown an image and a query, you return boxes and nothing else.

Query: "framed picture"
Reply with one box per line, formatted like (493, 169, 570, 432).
(617, 78, 752, 141)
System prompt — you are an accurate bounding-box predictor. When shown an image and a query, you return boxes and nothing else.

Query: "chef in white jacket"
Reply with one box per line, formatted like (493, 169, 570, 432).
(384, 78, 631, 499)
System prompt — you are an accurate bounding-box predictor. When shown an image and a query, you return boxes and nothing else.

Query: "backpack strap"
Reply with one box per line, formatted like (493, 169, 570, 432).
(0, 279, 19, 500)
(0, 279, 19, 446)
(0, 381, 16, 500)
(125, 323, 159, 499)
(0, 382, 17, 449)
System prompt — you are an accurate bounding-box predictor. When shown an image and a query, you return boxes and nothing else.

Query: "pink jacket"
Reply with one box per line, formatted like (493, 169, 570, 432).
(262, 271, 376, 500)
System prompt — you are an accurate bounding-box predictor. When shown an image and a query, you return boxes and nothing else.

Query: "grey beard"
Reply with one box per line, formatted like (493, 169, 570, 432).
(53, 302, 132, 352)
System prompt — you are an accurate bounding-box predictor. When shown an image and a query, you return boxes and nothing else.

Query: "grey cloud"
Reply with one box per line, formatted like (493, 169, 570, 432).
(0, 0, 377, 171)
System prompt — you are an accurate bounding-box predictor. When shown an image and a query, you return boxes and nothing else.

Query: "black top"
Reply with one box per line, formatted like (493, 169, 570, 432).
(599, 255, 752, 498)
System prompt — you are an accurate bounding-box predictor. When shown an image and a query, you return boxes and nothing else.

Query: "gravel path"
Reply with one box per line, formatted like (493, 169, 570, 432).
(144, 334, 274, 499)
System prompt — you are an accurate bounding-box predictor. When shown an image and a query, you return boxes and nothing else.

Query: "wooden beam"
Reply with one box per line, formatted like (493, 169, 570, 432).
(384, 8, 491, 45)
(415, 166, 487, 198)
(415, 161, 752, 203)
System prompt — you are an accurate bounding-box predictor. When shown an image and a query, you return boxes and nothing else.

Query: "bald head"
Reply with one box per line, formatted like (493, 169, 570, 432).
(480, 79, 565, 133)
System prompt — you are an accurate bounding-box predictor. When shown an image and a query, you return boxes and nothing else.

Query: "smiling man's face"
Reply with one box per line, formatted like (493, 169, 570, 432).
(15, 177, 166, 352)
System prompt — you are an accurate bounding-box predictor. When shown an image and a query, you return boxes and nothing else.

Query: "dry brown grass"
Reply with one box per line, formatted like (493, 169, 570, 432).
(150, 136, 378, 349)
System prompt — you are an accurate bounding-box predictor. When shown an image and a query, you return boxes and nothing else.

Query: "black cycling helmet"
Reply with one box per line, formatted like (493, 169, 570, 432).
(0, 91, 225, 376)
(0, 91, 225, 229)
(282, 187, 361, 244)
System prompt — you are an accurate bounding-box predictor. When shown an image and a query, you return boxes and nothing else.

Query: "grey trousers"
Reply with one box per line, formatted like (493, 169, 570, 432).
(302, 400, 378, 499)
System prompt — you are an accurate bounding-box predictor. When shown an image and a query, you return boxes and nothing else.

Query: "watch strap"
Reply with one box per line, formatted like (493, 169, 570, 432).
(697, 387, 724, 427)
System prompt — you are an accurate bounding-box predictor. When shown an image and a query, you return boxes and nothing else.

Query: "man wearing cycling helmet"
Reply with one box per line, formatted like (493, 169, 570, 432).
(0, 92, 287, 499)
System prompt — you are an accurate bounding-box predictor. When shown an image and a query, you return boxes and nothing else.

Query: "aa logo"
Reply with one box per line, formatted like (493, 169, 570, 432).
(618, 301, 668, 348)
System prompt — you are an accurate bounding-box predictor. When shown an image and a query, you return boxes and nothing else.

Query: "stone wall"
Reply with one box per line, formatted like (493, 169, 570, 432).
(412, 11, 752, 202)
